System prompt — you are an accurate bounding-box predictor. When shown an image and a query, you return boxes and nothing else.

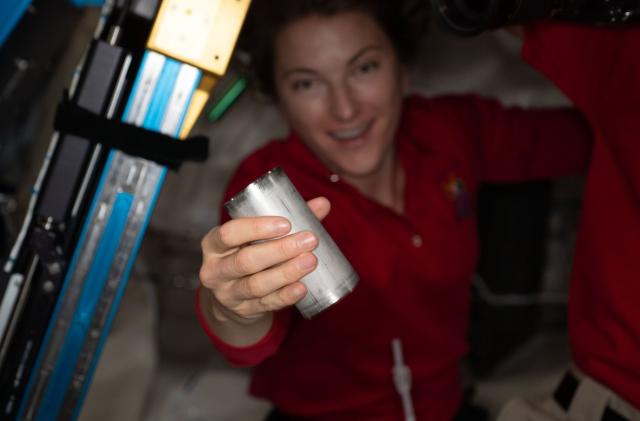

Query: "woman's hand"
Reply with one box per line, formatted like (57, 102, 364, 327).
(199, 197, 331, 331)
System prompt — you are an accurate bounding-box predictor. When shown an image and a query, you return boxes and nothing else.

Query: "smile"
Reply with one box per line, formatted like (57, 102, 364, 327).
(328, 121, 373, 141)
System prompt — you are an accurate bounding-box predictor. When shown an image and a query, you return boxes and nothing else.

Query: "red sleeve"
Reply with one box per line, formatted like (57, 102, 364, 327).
(195, 287, 292, 367)
(521, 22, 640, 114)
(403, 94, 592, 183)
(521, 23, 612, 115)
(522, 22, 640, 204)
(448, 95, 593, 183)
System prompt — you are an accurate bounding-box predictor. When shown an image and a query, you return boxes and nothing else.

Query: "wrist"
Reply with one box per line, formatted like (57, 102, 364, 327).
(199, 288, 274, 347)
(206, 288, 270, 325)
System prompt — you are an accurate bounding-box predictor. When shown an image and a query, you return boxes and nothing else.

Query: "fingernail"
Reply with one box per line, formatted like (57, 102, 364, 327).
(291, 283, 306, 298)
(297, 233, 317, 249)
(297, 254, 316, 270)
(273, 220, 290, 233)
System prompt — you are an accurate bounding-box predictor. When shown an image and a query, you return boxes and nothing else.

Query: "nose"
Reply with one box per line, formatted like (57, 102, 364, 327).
(330, 83, 359, 122)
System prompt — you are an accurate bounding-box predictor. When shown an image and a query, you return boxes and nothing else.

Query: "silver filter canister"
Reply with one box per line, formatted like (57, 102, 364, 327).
(224, 167, 359, 319)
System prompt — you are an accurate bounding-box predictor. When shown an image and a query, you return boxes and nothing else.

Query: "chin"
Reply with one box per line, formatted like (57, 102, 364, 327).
(337, 159, 383, 179)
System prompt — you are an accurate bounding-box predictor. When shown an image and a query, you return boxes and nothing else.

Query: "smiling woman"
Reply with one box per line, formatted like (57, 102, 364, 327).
(273, 12, 408, 211)
(242, 0, 428, 212)
(196, 1, 593, 420)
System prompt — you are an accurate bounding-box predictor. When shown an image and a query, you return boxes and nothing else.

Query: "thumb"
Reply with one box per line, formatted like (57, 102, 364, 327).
(307, 197, 331, 221)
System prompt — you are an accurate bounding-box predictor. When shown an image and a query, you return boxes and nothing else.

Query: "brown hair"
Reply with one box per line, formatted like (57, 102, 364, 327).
(238, 0, 429, 99)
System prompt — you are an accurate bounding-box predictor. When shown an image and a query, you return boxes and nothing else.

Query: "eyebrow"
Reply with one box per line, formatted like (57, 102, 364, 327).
(281, 45, 384, 78)
(347, 45, 383, 65)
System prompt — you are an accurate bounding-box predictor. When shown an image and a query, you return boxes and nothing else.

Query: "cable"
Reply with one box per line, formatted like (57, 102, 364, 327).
(392, 338, 416, 421)
(107, 0, 133, 45)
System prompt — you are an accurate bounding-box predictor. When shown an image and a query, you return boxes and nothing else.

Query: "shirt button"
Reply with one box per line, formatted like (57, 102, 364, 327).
(329, 174, 340, 183)
(411, 234, 423, 248)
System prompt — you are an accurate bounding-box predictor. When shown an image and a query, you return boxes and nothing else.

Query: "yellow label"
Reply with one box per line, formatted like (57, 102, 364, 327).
(179, 74, 218, 138)
(148, 0, 251, 76)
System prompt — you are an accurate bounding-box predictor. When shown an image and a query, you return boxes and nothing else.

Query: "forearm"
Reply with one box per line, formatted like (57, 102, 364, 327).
(481, 106, 592, 182)
(198, 287, 274, 347)
(523, 108, 592, 178)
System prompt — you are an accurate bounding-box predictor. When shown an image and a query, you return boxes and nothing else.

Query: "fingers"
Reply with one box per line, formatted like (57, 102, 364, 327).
(232, 252, 317, 300)
(202, 196, 330, 256)
(211, 253, 316, 318)
(228, 282, 308, 318)
(245, 282, 308, 315)
(201, 216, 291, 255)
(215, 231, 318, 280)
(200, 196, 331, 321)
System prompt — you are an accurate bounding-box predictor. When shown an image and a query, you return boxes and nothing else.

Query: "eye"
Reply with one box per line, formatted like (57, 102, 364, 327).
(357, 61, 379, 75)
(292, 79, 315, 91)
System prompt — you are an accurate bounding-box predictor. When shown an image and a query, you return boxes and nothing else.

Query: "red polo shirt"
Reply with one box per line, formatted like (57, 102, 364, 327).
(523, 23, 640, 409)
(197, 94, 591, 420)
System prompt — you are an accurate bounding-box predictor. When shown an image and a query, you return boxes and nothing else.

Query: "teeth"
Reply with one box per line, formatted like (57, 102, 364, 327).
(331, 125, 367, 140)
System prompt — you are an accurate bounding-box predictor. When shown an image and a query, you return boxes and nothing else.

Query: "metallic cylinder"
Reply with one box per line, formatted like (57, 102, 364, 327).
(224, 167, 359, 319)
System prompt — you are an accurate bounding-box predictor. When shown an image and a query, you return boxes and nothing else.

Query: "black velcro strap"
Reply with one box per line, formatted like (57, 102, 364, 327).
(554, 371, 631, 421)
(553, 371, 579, 411)
(54, 97, 209, 170)
(603, 407, 630, 421)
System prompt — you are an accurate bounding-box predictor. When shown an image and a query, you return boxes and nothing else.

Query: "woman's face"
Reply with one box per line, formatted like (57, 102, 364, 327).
(273, 11, 408, 180)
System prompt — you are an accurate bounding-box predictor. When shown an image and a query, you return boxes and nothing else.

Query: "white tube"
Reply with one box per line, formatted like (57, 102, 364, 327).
(392, 338, 416, 421)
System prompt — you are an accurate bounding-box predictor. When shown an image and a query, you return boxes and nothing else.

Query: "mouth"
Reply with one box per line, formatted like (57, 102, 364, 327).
(328, 120, 373, 142)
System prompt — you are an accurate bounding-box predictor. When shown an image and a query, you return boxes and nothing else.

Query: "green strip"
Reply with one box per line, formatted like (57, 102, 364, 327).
(208, 77, 247, 122)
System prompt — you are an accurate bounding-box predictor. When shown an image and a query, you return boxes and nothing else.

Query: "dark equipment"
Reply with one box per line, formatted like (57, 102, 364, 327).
(431, 0, 640, 35)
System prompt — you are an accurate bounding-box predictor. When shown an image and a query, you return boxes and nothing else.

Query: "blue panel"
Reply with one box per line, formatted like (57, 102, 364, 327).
(72, 168, 168, 420)
(0, 0, 31, 48)
(122, 51, 152, 123)
(144, 58, 181, 131)
(35, 192, 134, 421)
(68, 0, 105, 6)
(17, 50, 201, 420)
(15, 152, 119, 421)
(174, 68, 202, 136)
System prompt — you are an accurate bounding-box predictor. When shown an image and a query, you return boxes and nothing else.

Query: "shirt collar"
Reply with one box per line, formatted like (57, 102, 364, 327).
(284, 131, 341, 183)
